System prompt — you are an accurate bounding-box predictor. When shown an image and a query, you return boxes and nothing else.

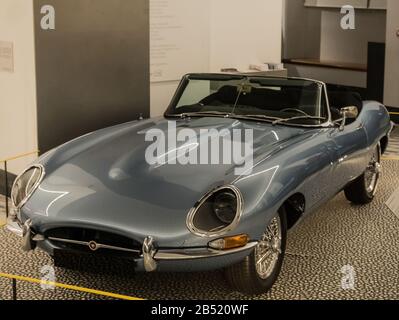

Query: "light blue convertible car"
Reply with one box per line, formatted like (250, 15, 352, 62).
(8, 74, 393, 294)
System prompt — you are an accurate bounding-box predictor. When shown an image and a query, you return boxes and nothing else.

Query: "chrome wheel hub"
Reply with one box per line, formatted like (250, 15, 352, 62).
(255, 216, 282, 280)
(364, 149, 381, 194)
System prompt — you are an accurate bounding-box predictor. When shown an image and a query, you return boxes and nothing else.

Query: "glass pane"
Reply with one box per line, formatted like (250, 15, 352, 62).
(170, 76, 325, 125)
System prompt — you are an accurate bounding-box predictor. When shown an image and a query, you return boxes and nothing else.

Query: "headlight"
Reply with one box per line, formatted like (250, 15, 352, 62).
(11, 164, 45, 209)
(213, 191, 237, 224)
(186, 185, 243, 237)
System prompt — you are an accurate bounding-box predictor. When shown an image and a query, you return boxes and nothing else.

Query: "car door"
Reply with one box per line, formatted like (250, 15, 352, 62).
(299, 128, 343, 214)
(329, 120, 369, 190)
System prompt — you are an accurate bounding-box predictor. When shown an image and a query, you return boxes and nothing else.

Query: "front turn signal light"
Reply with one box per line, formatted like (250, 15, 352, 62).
(208, 234, 249, 250)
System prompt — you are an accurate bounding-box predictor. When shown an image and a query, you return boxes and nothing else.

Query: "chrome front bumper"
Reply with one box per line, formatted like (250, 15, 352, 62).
(6, 219, 257, 272)
(6, 217, 24, 237)
(7, 217, 41, 251)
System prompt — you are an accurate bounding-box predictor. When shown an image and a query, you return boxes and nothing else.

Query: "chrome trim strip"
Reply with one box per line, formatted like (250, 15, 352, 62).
(11, 164, 45, 210)
(22, 219, 34, 252)
(186, 185, 244, 238)
(185, 73, 327, 86)
(47, 237, 141, 254)
(154, 242, 258, 261)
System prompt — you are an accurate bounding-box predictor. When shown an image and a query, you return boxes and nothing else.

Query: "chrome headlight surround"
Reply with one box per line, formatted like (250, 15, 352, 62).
(186, 185, 243, 238)
(11, 164, 45, 210)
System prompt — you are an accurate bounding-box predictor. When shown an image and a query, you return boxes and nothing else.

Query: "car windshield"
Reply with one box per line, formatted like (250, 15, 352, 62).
(166, 74, 329, 126)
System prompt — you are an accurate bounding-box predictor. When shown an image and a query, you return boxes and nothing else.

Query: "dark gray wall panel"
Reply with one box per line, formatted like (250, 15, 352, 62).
(0, 169, 16, 197)
(34, 0, 149, 152)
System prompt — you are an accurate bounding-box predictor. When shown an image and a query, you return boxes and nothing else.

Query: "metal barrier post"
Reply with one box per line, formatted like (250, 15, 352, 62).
(12, 278, 17, 300)
(4, 161, 9, 218)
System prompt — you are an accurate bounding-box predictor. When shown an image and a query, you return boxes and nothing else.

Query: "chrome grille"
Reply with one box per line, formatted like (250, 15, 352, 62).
(45, 228, 141, 256)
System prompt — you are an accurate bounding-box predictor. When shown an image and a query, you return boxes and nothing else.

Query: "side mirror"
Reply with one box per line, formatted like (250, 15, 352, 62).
(339, 106, 359, 130)
(340, 106, 359, 119)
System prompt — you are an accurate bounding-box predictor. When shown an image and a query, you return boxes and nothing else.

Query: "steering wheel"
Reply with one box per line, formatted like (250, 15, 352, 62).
(280, 108, 309, 117)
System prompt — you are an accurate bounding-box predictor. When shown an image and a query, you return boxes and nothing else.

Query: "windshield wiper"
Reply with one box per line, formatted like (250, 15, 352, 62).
(272, 116, 327, 126)
(168, 112, 283, 124)
(231, 114, 281, 123)
(168, 111, 231, 119)
(168, 111, 327, 127)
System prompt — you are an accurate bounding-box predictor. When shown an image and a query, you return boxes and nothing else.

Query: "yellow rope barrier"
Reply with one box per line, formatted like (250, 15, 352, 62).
(389, 112, 399, 116)
(0, 151, 39, 163)
(382, 156, 399, 161)
(0, 272, 144, 300)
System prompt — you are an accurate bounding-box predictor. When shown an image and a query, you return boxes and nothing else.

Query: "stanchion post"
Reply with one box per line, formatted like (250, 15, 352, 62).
(4, 161, 9, 218)
(12, 278, 17, 300)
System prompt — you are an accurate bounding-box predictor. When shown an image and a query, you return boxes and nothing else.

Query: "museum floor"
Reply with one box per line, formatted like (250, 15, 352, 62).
(1, 130, 399, 300)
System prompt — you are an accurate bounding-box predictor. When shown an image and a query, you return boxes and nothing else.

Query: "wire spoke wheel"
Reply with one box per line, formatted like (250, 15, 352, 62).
(225, 208, 287, 294)
(344, 144, 382, 205)
(255, 216, 282, 279)
(364, 148, 381, 195)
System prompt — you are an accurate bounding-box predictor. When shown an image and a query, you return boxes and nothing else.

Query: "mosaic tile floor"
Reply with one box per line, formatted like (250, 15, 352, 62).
(0, 197, 6, 227)
(383, 126, 399, 160)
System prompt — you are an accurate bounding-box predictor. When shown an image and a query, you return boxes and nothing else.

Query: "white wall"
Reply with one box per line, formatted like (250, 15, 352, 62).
(150, 81, 179, 117)
(150, 0, 283, 117)
(209, 0, 282, 72)
(0, 0, 38, 174)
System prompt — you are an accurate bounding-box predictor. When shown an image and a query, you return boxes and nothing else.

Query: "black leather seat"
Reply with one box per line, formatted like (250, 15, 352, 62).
(200, 85, 238, 106)
(201, 86, 314, 111)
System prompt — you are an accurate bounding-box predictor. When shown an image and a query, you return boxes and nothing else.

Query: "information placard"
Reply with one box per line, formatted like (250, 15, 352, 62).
(0, 41, 14, 73)
(150, 0, 209, 82)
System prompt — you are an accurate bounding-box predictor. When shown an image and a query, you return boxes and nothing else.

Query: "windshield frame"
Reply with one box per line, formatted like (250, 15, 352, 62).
(164, 73, 333, 128)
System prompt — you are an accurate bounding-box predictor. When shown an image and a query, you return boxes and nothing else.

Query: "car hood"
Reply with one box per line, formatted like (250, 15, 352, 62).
(24, 117, 312, 245)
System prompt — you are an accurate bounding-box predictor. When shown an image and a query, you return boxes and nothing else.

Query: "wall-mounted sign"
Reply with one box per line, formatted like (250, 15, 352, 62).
(0, 41, 14, 73)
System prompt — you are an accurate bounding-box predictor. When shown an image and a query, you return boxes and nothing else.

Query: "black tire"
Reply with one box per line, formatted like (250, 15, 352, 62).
(225, 207, 287, 295)
(344, 145, 381, 205)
